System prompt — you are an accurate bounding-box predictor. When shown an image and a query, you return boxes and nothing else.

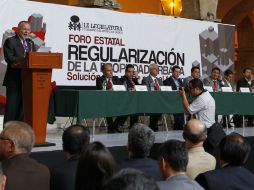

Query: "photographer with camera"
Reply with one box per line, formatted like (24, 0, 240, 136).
(179, 79, 225, 158)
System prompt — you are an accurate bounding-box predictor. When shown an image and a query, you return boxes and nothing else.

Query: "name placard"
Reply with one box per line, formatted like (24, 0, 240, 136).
(240, 87, 250, 93)
(221, 87, 233, 92)
(112, 85, 126, 91)
(160, 86, 172, 91)
(204, 86, 213, 92)
(135, 85, 148, 91)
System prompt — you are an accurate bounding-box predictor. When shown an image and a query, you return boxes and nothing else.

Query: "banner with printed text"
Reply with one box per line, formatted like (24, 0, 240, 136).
(0, 0, 235, 91)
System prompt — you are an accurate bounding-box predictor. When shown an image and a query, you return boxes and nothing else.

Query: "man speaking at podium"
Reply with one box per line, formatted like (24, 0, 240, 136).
(3, 21, 35, 124)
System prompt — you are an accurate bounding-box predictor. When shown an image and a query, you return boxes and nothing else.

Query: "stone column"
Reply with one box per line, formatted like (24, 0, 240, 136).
(181, 0, 200, 19)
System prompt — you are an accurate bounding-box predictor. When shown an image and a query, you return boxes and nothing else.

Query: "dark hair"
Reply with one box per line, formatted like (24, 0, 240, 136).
(220, 132, 251, 165)
(75, 142, 116, 190)
(183, 125, 207, 144)
(128, 124, 155, 158)
(212, 67, 220, 73)
(158, 140, 188, 172)
(224, 69, 233, 76)
(189, 78, 204, 90)
(18, 21, 30, 27)
(101, 63, 112, 71)
(62, 124, 90, 155)
(243, 67, 251, 74)
(102, 169, 159, 190)
(125, 64, 134, 72)
(191, 66, 200, 73)
(172, 65, 181, 72)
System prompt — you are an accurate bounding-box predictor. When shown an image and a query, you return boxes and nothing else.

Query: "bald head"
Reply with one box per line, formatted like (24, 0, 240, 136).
(62, 124, 90, 155)
(183, 119, 207, 144)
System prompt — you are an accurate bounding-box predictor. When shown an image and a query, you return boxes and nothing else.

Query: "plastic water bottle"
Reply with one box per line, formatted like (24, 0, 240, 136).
(123, 81, 127, 91)
(150, 82, 155, 91)
(102, 80, 107, 91)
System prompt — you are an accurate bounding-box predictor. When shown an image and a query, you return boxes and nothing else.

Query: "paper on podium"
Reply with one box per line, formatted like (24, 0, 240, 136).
(37, 46, 52, 52)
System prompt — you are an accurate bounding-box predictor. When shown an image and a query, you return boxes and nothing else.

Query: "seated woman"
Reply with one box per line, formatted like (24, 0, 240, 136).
(75, 142, 116, 190)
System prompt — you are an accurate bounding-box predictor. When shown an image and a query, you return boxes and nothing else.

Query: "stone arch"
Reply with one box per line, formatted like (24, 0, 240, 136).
(221, 0, 254, 25)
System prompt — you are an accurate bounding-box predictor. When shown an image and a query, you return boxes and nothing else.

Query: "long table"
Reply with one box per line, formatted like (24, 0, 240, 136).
(48, 89, 254, 124)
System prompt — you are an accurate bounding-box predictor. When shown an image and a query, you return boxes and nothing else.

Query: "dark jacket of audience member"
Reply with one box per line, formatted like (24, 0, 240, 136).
(157, 140, 203, 190)
(75, 142, 116, 190)
(0, 121, 50, 190)
(102, 168, 159, 190)
(119, 123, 162, 181)
(50, 125, 90, 190)
(196, 132, 254, 190)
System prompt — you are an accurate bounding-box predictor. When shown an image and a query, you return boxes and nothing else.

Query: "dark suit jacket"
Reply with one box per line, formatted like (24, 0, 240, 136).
(120, 76, 139, 89)
(237, 77, 253, 92)
(195, 165, 254, 190)
(158, 174, 204, 190)
(163, 76, 183, 90)
(3, 34, 35, 87)
(2, 153, 50, 190)
(119, 157, 163, 181)
(96, 75, 121, 90)
(50, 155, 79, 190)
(142, 75, 163, 88)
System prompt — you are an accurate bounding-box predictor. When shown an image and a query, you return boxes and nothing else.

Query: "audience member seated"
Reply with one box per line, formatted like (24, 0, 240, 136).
(0, 121, 50, 190)
(75, 141, 116, 190)
(119, 123, 162, 180)
(142, 64, 163, 131)
(102, 168, 159, 190)
(96, 63, 122, 133)
(0, 164, 6, 190)
(50, 124, 90, 190)
(163, 65, 184, 130)
(183, 119, 216, 179)
(157, 139, 204, 190)
(196, 132, 254, 190)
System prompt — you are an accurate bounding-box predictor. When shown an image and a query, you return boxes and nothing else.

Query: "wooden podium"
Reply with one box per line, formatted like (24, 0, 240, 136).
(21, 52, 62, 145)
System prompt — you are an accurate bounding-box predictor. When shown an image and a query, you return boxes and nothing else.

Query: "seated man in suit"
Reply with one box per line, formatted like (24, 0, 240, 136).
(235, 67, 254, 126)
(119, 123, 162, 181)
(50, 124, 90, 190)
(163, 65, 184, 130)
(203, 67, 223, 92)
(221, 69, 235, 128)
(157, 140, 203, 190)
(118, 64, 139, 128)
(196, 132, 254, 190)
(103, 168, 159, 190)
(183, 119, 216, 179)
(142, 63, 163, 131)
(96, 63, 122, 133)
(183, 66, 200, 89)
(0, 121, 50, 190)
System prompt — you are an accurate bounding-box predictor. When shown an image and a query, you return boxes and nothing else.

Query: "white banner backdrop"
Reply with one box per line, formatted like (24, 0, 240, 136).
(0, 0, 235, 87)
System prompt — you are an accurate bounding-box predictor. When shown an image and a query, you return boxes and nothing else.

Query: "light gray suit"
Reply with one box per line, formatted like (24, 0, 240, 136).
(183, 76, 193, 88)
(142, 75, 163, 88)
(157, 174, 204, 190)
(221, 78, 236, 91)
(203, 77, 223, 91)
